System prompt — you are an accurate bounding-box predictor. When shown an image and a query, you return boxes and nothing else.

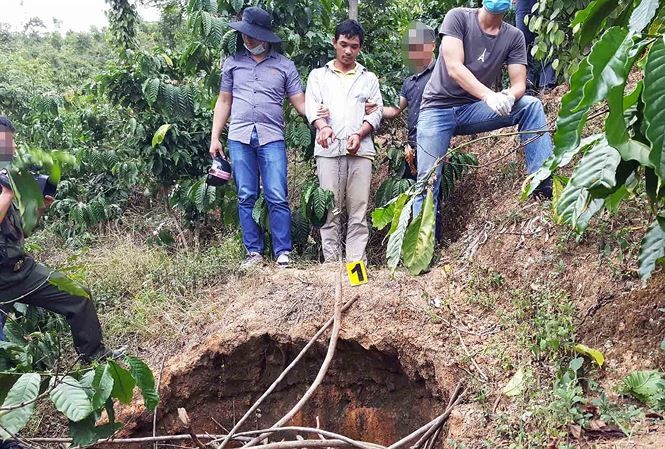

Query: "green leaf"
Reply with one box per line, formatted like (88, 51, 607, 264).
(401, 189, 435, 276)
(618, 370, 664, 404)
(125, 356, 159, 411)
(231, 0, 244, 13)
(373, 193, 409, 232)
(570, 357, 584, 373)
(0, 373, 41, 439)
(556, 182, 590, 227)
(522, 135, 603, 199)
(646, 167, 660, 202)
(644, 37, 665, 181)
(7, 169, 44, 235)
(313, 188, 333, 221)
(638, 214, 665, 282)
(574, 27, 634, 113)
(108, 360, 136, 405)
(503, 368, 527, 397)
(629, 0, 660, 33)
(574, 343, 605, 367)
(605, 185, 630, 213)
(386, 197, 413, 273)
(151, 124, 172, 148)
(69, 414, 123, 446)
(48, 272, 90, 299)
(201, 10, 212, 36)
(50, 376, 93, 422)
(91, 364, 114, 410)
(572, 0, 621, 47)
(570, 141, 622, 191)
(143, 78, 161, 105)
(616, 139, 654, 168)
(371, 205, 394, 231)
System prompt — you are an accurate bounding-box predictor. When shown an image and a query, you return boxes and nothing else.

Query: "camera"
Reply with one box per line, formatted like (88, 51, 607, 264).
(0, 169, 57, 197)
(206, 156, 232, 187)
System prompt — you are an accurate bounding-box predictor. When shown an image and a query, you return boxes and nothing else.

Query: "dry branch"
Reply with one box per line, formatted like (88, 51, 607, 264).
(243, 271, 344, 447)
(218, 271, 355, 449)
(388, 382, 465, 449)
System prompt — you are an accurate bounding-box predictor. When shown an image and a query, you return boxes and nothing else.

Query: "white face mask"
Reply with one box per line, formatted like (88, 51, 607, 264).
(244, 42, 267, 55)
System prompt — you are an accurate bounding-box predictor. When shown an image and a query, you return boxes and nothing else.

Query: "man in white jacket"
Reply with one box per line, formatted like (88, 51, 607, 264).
(305, 19, 383, 263)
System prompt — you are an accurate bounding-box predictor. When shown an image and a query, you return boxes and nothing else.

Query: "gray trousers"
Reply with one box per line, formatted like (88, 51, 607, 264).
(0, 257, 105, 359)
(316, 155, 372, 262)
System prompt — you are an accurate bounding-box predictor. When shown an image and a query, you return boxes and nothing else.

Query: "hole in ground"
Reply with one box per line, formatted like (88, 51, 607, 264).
(128, 335, 446, 446)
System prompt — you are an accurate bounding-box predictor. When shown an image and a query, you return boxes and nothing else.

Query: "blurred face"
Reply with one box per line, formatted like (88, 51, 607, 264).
(0, 130, 15, 170)
(407, 42, 435, 68)
(333, 35, 361, 67)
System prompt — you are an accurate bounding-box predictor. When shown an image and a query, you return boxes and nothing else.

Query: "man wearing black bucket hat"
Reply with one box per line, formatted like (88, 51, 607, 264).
(209, 7, 310, 270)
(0, 116, 122, 363)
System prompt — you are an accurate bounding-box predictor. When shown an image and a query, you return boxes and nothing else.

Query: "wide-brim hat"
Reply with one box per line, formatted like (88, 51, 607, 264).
(229, 7, 281, 43)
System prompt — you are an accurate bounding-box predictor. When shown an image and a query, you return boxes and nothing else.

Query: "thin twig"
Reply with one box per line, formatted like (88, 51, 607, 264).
(455, 329, 489, 382)
(217, 288, 358, 449)
(154, 355, 167, 449)
(243, 271, 344, 447)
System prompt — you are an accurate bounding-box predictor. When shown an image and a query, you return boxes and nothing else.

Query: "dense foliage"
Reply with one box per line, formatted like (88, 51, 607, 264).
(523, 0, 665, 282)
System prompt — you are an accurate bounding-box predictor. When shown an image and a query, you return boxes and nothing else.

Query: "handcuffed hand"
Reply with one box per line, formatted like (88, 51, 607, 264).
(317, 126, 335, 148)
(347, 134, 360, 154)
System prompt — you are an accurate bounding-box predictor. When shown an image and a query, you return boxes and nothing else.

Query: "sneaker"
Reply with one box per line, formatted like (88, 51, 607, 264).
(276, 252, 291, 269)
(240, 252, 264, 270)
(532, 176, 553, 200)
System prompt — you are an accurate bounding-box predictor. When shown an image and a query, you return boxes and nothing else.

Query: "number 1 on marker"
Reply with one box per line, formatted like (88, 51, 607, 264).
(346, 260, 368, 286)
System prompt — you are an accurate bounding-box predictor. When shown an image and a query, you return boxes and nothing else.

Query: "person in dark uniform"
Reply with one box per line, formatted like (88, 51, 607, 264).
(0, 116, 120, 363)
(376, 22, 437, 180)
(514, 0, 556, 92)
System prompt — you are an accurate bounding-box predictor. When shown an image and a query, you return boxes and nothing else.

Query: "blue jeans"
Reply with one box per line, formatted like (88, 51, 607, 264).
(228, 129, 292, 257)
(515, 0, 556, 89)
(414, 96, 553, 216)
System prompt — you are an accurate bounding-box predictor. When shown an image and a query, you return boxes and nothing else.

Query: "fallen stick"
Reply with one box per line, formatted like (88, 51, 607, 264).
(409, 385, 466, 449)
(243, 271, 344, 447)
(212, 426, 384, 449)
(387, 382, 465, 449)
(154, 355, 167, 449)
(237, 440, 353, 449)
(26, 434, 249, 444)
(217, 282, 358, 449)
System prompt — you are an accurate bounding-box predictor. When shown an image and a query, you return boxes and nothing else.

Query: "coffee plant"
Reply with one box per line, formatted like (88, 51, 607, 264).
(523, 0, 665, 282)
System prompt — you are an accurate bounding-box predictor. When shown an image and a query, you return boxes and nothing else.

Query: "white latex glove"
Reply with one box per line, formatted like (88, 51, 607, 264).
(484, 91, 512, 117)
(501, 89, 516, 113)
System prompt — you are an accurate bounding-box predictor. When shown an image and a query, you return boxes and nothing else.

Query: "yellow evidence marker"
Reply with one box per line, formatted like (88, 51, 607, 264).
(346, 260, 368, 286)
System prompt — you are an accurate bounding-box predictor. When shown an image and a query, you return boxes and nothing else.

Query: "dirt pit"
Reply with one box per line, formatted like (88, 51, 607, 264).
(123, 333, 447, 447)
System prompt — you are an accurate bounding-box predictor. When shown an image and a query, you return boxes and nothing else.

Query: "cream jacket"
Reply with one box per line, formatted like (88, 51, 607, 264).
(305, 61, 384, 159)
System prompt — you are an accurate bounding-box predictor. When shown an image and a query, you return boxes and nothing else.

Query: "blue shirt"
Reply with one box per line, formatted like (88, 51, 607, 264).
(220, 50, 303, 145)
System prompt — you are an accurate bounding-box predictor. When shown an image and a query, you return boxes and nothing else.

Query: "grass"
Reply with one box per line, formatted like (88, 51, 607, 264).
(29, 217, 246, 355)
